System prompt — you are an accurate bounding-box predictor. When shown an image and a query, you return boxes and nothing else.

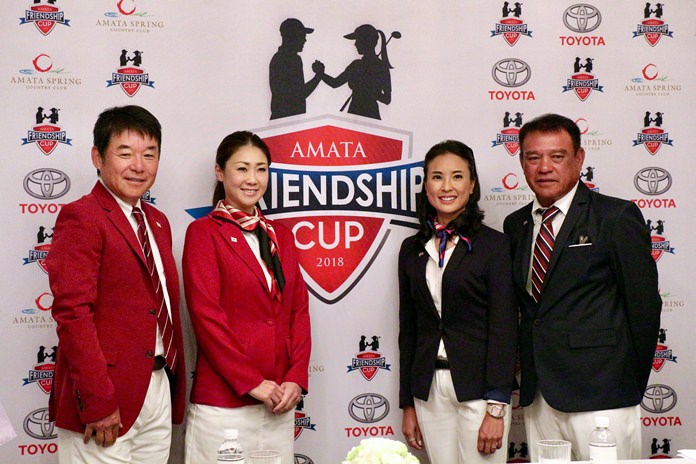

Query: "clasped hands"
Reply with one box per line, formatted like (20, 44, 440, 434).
(249, 380, 302, 414)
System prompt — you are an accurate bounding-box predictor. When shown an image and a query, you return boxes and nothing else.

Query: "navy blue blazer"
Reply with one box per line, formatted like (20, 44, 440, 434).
(503, 182, 661, 412)
(398, 225, 518, 408)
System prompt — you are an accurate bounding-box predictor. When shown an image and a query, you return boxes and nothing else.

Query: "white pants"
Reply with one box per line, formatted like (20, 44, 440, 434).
(414, 369, 511, 464)
(57, 369, 172, 463)
(184, 403, 294, 464)
(524, 391, 641, 461)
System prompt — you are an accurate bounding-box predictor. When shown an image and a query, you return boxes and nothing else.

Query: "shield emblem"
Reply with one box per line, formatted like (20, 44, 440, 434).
(117, 66, 144, 97)
(642, 127, 664, 155)
(571, 73, 594, 101)
(31, 124, 61, 155)
(33, 363, 55, 394)
(652, 343, 669, 372)
(35, 243, 51, 274)
(355, 351, 380, 381)
(651, 235, 666, 262)
(29, 5, 59, 35)
(500, 18, 523, 46)
(500, 127, 520, 156)
(642, 19, 664, 47)
(259, 118, 417, 304)
(294, 411, 307, 440)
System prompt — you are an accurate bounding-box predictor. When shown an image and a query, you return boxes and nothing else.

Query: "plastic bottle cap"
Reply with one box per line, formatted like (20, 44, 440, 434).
(595, 416, 610, 428)
(223, 428, 239, 440)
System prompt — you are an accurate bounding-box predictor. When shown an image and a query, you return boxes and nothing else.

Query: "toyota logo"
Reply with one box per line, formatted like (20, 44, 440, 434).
(492, 59, 531, 87)
(24, 168, 71, 200)
(294, 454, 314, 464)
(348, 393, 390, 423)
(563, 4, 602, 33)
(642, 384, 677, 413)
(23, 407, 57, 440)
(634, 167, 672, 195)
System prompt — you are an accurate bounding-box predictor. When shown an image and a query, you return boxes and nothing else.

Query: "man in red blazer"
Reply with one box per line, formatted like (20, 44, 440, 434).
(46, 105, 186, 463)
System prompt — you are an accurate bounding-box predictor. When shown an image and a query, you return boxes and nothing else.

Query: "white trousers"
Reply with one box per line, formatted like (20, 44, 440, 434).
(414, 369, 511, 464)
(524, 391, 641, 461)
(184, 403, 294, 464)
(57, 369, 172, 464)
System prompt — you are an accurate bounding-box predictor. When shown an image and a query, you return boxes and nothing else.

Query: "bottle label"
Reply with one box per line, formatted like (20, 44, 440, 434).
(590, 445, 617, 463)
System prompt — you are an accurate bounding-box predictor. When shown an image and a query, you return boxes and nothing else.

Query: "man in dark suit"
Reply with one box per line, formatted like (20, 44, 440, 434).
(503, 114, 661, 460)
(47, 105, 186, 463)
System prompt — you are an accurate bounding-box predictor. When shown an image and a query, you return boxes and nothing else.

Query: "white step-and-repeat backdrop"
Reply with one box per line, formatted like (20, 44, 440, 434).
(1, 1, 694, 463)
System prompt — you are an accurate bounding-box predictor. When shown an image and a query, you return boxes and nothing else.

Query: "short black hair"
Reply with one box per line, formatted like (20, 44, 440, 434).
(93, 105, 162, 158)
(519, 113, 581, 155)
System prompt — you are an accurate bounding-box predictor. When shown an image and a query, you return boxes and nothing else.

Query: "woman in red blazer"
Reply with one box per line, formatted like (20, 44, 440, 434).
(398, 140, 518, 464)
(182, 131, 310, 464)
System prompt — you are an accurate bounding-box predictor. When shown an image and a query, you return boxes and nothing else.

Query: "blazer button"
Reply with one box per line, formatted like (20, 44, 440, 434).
(438, 322, 443, 331)
(149, 309, 156, 316)
(534, 319, 542, 326)
(266, 319, 274, 326)
(146, 350, 154, 358)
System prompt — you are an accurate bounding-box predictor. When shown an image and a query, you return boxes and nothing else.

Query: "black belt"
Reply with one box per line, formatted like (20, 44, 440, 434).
(435, 358, 450, 369)
(152, 355, 166, 371)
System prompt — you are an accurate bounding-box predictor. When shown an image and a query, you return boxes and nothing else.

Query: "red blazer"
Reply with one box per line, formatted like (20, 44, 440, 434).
(46, 182, 186, 434)
(182, 210, 310, 407)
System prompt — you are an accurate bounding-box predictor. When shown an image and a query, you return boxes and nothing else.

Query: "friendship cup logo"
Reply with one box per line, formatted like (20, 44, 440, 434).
(22, 107, 72, 156)
(24, 363, 55, 394)
(633, 112, 673, 155)
(20, 3, 71, 36)
(633, 4, 673, 46)
(257, 117, 420, 304)
(653, 344, 677, 372)
(294, 398, 317, 440)
(492, 112, 523, 156)
(23, 124, 71, 155)
(106, 50, 154, 97)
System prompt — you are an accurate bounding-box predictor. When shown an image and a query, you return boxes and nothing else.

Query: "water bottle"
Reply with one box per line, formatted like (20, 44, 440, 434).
(589, 416, 617, 463)
(217, 428, 245, 463)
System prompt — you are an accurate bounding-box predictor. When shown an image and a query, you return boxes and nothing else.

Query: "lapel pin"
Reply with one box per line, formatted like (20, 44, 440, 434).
(155, 221, 161, 228)
(523, 220, 529, 226)
(230, 237, 238, 243)
(418, 252, 424, 257)
(579, 235, 589, 244)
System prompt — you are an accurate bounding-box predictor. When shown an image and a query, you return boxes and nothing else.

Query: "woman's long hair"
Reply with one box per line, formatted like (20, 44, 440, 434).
(212, 131, 271, 206)
(415, 140, 484, 244)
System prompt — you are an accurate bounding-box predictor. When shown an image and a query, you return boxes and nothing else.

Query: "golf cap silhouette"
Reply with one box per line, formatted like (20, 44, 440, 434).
(280, 18, 314, 35)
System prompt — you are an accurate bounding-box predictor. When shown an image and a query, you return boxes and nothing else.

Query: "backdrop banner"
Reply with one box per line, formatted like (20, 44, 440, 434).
(1, 1, 693, 463)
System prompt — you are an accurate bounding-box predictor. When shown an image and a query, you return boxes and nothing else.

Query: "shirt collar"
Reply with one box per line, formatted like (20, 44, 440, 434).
(98, 178, 143, 217)
(531, 181, 579, 218)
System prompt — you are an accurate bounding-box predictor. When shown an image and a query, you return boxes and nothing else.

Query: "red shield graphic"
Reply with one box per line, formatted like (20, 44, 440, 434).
(500, 18, 523, 46)
(260, 120, 414, 304)
(32, 124, 61, 155)
(355, 351, 381, 381)
(35, 243, 51, 274)
(33, 362, 55, 394)
(294, 411, 306, 440)
(500, 127, 520, 156)
(651, 235, 665, 262)
(652, 343, 669, 372)
(642, 127, 664, 155)
(571, 73, 594, 101)
(30, 5, 59, 35)
(117, 67, 144, 97)
(642, 19, 664, 47)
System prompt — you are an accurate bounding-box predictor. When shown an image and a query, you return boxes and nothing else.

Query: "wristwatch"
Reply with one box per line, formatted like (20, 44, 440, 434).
(486, 403, 506, 419)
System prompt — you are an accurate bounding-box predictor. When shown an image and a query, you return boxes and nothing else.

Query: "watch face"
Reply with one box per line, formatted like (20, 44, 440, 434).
(487, 404, 505, 418)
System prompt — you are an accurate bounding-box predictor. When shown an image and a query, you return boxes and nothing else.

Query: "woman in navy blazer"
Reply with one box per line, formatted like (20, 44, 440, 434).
(182, 132, 310, 464)
(399, 140, 518, 464)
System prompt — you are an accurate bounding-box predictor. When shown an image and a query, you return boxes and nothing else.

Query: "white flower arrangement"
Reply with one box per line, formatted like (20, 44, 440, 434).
(343, 437, 420, 464)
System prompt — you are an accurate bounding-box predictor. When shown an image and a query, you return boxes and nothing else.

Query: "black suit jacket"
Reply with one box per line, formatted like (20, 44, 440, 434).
(503, 182, 661, 412)
(398, 225, 518, 408)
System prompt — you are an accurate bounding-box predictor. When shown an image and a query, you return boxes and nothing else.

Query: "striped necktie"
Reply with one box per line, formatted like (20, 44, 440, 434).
(531, 206, 561, 303)
(132, 206, 177, 370)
